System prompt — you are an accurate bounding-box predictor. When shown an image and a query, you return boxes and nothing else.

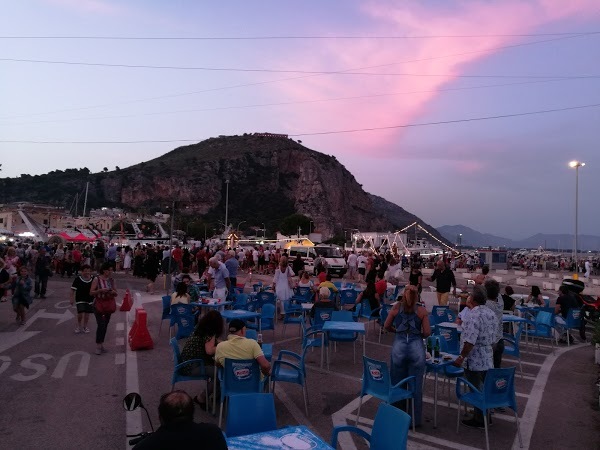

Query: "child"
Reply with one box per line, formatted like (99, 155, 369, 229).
(70, 264, 95, 334)
(12, 266, 32, 326)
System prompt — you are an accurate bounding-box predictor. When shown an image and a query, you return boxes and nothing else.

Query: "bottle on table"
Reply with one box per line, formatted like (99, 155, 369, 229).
(433, 339, 440, 358)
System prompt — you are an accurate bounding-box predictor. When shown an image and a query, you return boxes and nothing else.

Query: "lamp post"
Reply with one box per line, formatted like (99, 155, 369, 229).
(261, 223, 266, 238)
(309, 221, 314, 234)
(224, 178, 230, 233)
(237, 220, 246, 235)
(569, 160, 585, 278)
(458, 233, 462, 252)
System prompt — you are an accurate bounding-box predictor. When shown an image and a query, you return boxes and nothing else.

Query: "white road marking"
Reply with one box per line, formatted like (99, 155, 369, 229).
(0, 331, 41, 353)
(19, 309, 74, 331)
(331, 395, 369, 450)
(115, 353, 126, 365)
(116, 323, 125, 331)
(272, 383, 310, 427)
(116, 337, 125, 346)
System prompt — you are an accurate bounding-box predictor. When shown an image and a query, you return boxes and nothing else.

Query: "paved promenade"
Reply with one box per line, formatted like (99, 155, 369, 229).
(0, 269, 597, 449)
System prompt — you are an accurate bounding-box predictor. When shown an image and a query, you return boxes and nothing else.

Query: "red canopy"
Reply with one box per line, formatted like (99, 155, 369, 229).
(58, 232, 94, 242)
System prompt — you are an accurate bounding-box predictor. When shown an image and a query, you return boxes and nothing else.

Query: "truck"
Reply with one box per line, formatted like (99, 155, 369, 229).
(313, 244, 347, 278)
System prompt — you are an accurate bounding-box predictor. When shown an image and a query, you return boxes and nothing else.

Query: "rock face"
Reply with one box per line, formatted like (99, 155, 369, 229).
(0, 134, 446, 241)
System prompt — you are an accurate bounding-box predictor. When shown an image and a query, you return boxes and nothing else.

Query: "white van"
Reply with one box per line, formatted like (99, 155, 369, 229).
(314, 244, 347, 278)
(288, 246, 316, 273)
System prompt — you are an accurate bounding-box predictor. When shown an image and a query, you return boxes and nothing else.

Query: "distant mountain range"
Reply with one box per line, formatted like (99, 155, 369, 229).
(437, 225, 600, 251)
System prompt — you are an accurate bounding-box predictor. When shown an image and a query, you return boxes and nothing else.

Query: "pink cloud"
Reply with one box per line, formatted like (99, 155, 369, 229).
(273, 0, 596, 157)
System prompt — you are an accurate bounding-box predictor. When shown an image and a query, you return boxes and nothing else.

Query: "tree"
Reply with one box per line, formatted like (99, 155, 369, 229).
(115, 166, 120, 171)
(279, 213, 311, 236)
(103, 167, 108, 172)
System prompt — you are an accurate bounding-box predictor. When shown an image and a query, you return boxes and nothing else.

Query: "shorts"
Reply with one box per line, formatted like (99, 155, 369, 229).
(76, 302, 94, 314)
(358, 268, 366, 275)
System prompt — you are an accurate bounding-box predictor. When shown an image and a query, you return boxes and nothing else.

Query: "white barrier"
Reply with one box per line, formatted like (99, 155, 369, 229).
(495, 269, 508, 275)
(421, 268, 434, 276)
(516, 278, 528, 286)
(543, 282, 554, 290)
(492, 276, 503, 283)
(555, 283, 562, 291)
(532, 272, 545, 278)
(514, 271, 528, 277)
(456, 268, 467, 273)
(548, 273, 558, 279)
(593, 279, 599, 286)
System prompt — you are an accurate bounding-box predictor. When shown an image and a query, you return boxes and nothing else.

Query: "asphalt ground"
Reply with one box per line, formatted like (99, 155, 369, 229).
(0, 269, 598, 450)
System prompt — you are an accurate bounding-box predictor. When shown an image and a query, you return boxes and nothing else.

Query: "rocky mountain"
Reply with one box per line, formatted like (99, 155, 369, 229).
(437, 224, 600, 251)
(1, 134, 447, 242)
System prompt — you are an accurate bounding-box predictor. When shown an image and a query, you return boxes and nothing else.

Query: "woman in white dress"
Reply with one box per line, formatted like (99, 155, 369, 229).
(273, 256, 294, 317)
(123, 246, 132, 274)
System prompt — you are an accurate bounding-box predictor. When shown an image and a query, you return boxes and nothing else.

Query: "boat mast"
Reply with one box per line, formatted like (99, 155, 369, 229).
(82, 182, 89, 217)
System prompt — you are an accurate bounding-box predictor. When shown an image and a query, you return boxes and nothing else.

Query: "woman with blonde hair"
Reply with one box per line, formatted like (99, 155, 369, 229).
(384, 286, 431, 428)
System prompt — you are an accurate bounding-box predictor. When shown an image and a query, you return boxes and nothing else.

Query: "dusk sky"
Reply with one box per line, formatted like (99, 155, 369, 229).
(1, 1, 599, 239)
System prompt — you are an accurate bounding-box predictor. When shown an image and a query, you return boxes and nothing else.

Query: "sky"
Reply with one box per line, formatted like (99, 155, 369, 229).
(1, 0, 599, 240)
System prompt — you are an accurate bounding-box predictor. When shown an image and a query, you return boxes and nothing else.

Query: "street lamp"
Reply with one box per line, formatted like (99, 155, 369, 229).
(261, 223, 266, 238)
(224, 178, 230, 233)
(309, 221, 314, 234)
(569, 160, 585, 277)
(237, 220, 246, 234)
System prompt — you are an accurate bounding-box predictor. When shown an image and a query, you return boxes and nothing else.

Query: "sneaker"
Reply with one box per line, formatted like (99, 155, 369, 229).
(83, 327, 90, 334)
(95, 348, 102, 355)
(74, 327, 81, 334)
(462, 418, 485, 429)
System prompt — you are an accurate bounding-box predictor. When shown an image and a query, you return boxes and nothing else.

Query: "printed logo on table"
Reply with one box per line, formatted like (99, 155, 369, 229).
(495, 378, 507, 390)
(232, 362, 252, 380)
(320, 313, 330, 320)
(442, 331, 451, 341)
(368, 363, 384, 381)
(572, 311, 580, 319)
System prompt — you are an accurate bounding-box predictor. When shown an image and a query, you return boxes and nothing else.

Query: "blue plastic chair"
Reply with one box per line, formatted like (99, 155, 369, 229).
(352, 303, 362, 322)
(456, 367, 523, 450)
(291, 286, 313, 304)
(378, 305, 391, 344)
(252, 282, 263, 292)
(565, 308, 582, 346)
(356, 356, 416, 431)
(226, 393, 277, 437)
(332, 403, 411, 450)
(255, 291, 276, 309)
(247, 303, 276, 342)
(169, 304, 197, 340)
(502, 321, 524, 377)
(437, 325, 460, 355)
(232, 293, 249, 310)
(158, 295, 172, 338)
(271, 348, 309, 416)
(312, 307, 334, 329)
(339, 289, 358, 307)
(360, 299, 382, 334)
(169, 338, 209, 408)
(301, 320, 326, 368)
(328, 311, 359, 365)
(218, 358, 263, 427)
(527, 310, 557, 353)
(431, 306, 450, 325)
(282, 299, 304, 335)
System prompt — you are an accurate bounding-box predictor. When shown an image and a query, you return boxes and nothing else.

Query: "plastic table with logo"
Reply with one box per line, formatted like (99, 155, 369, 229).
(227, 425, 334, 450)
(220, 309, 262, 332)
(425, 353, 457, 428)
(321, 320, 366, 370)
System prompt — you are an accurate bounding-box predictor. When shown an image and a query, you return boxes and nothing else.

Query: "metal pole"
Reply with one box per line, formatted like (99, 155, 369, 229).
(574, 166, 579, 276)
(224, 179, 230, 233)
(167, 200, 175, 294)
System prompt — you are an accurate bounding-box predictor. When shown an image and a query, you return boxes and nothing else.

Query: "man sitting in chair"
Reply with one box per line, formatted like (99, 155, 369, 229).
(214, 319, 271, 377)
(310, 286, 338, 318)
(133, 390, 226, 450)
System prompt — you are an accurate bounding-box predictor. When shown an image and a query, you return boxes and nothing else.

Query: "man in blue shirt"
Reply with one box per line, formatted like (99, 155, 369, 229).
(209, 256, 230, 302)
(224, 250, 239, 291)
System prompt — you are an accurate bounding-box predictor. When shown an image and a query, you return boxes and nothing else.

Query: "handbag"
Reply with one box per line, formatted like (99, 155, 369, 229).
(94, 277, 117, 314)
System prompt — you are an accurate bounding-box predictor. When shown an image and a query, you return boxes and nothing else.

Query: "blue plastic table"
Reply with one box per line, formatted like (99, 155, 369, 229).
(426, 355, 457, 428)
(322, 321, 366, 370)
(227, 425, 333, 450)
(220, 310, 262, 331)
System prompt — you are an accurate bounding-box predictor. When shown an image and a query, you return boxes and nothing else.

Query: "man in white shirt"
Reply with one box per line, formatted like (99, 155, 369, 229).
(347, 251, 358, 280)
(356, 252, 368, 282)
(209, 257, 230, 301)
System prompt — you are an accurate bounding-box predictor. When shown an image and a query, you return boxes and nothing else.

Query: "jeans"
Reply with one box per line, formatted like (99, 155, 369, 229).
(390, 334, 425, 426)
(465, 369, 487, 422)
(94, 312, 112, 344)
(35, 274, 49, 296)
